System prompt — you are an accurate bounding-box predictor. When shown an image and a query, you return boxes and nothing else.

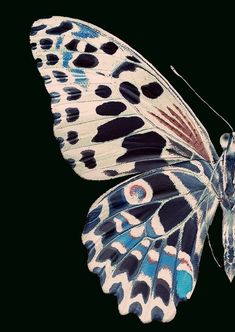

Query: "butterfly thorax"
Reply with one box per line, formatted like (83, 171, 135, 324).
(219, 132, 235, 282)
(220, 132, 235, 209)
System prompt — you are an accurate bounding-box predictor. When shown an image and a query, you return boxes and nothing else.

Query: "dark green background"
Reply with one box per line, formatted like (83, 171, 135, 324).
(19, 1, 234, 330)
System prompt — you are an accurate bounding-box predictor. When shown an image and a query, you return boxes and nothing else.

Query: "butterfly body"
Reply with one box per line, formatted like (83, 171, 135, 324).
(30, 16, 234, 323)
(219, 132, 235, 281)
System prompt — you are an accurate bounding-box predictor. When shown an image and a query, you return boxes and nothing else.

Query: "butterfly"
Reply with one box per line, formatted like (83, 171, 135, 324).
(30, 16, 235, 323)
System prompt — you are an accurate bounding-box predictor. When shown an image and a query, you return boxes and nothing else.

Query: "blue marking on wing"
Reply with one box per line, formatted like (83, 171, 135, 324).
(158, 251, 177, 270)
(71, 68, 89, 87)
(142, 256, 157, 277)
(118, 232, 141, 249)
(145, 219, 160, 238)
(133, 186, 146, 200)
(176, 270, 193, 299)
(72, 22, 99, 38)
(56, 36, 63, 49)
(115, 214, 130, 231)
(63, 51, 73, 68)
(132, 242, 150, 256)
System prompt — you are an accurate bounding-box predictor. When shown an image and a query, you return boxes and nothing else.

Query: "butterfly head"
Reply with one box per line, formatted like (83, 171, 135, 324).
(220, 132, 235, 152)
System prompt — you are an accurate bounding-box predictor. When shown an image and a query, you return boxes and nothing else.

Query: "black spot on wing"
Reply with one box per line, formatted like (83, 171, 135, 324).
(96, 220, 115, 235)
(43, 75, 51, 84)
(135, 159, 168, 173)
(154, 240, 162, 249)
(146, 173, 178, 200)
(97, 247, 120, 265)
(96, 102, 126, 116)
(110, 283, 124, 304)
(151, 306, 164, 321)
(40, 38, 53, 50)
(117, 131, 166, 163)
(101, 42, 118, 55)
(30, 42, 37, 50)
(66, 158, 76, 169)
(102, 229, 118, 244)
(117, 254, 139, 279)
(46, 54, 59, 65)
(65, 107, 80, 122)
(95, 85, 112, 98)
(73, 54, 98, 68)
(52, 70, 68, 83)
(93, 267, 106, 286)
(141, 82, 163, 99)
(56, 137, 64, 149)
(119, 81, 140, 104)
(112, 62, 137, 78)
(181, 215, 198, 255)
(50, 92, 60, 104)
(104, 170, 119, 177)
(129, 302, 142, 316)
(63, 87, 81, 101)
(85, 43, 97, 53)
(36, 58, 43, 68)
(126, 55, 140, 63)
(92, 117, 144, 142)
(158, 197, 191, 232)
(30, 24, 47, 36)
(79, 150, 96, 169)
(46, 21, 73, 35)
(155, 279, 170, 305)
(84, 206, 102, 235)
(65, 39, 79, 51)
(85, 241, 96, 263)
(132, 281, 150, 303)
(86, 205, 102, 224)
(167, 229, 180, 247)
(67, 131, 79, 145)
(130, 202, 161, 222)
(52, 112, 61, 125)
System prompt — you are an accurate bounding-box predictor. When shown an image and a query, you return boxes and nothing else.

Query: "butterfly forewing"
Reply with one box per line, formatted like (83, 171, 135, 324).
(30, 16, 218, 181)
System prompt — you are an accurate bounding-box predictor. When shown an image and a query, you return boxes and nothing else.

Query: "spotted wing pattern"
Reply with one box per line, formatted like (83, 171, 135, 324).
(30, 16, 220, 323)
(82, 161, 219, 322)
(30, 16, 218, 181)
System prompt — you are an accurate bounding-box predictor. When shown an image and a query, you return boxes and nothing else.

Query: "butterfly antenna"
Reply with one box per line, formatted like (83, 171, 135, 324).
(170, 66, 234, 132)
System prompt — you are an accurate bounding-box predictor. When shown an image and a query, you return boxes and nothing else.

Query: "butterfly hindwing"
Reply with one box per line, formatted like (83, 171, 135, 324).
(30, 16, 218, 181)
(82, 161, 219, 322)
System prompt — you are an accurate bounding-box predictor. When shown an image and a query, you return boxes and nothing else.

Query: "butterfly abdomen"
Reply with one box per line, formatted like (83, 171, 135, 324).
(222, 208, 235, 282)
